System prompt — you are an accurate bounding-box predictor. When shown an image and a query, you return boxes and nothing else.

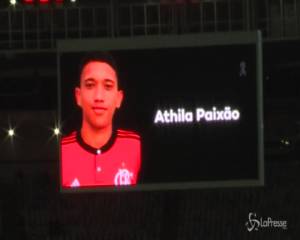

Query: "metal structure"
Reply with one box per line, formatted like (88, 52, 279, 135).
(0, 0, 299, 50)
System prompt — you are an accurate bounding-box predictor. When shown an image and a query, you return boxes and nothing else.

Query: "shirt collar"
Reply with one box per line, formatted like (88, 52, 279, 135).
(76, 127, 117, 155)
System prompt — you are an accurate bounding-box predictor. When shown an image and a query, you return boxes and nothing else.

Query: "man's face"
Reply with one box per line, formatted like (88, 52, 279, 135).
(75, 61, 123, 130)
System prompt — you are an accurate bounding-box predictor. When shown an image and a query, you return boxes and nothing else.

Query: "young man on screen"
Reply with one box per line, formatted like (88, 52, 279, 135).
(61, 52, 141, 188)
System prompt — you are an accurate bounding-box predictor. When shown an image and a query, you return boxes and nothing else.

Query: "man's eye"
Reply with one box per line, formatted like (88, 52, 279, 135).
(85, 82, 95, 88)
(105, 84, 113, 90)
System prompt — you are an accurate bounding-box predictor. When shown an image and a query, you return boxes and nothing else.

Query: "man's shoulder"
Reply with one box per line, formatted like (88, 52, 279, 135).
(61, 131, 77, 145)
(116, 129, 141, 141)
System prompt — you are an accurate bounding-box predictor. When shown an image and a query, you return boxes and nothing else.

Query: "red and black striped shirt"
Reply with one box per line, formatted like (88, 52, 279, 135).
(61, 129, 141, 188)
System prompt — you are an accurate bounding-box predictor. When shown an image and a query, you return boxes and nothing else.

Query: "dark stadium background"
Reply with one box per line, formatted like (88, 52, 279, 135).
(0, 0, 299, 239)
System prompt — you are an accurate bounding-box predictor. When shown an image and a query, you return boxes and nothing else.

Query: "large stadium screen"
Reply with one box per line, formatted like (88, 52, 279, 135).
(58, 32, 264, 192)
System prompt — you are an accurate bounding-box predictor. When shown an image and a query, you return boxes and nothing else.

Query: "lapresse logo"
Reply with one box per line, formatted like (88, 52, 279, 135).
(245, 213, 288, 232)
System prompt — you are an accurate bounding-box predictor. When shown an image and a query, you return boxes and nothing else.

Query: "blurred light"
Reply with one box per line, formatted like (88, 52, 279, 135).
(39, 0, 49, 3)
(23, 0, 34, 4)
(54, 127, 60, 136)
(285, 140, 290, 146)
(10, 0, 17, 6)
(70, 0, 76, 2)
(8, 129, 15, 137)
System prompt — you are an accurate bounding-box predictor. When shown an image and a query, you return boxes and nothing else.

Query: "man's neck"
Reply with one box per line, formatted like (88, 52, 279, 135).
(80, 124, 112, 149)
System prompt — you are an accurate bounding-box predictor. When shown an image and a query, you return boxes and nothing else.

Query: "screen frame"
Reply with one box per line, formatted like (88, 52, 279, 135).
(57, 31, 264, 192)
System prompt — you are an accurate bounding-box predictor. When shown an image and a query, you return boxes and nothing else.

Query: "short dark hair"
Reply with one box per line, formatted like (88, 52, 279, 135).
(77, 51, 121, 89)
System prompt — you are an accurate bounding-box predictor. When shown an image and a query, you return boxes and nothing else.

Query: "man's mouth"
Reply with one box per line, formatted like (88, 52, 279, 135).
(92, 107, 107, 114)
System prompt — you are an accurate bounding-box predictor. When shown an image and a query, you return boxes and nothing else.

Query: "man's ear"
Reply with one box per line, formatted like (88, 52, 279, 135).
(116, 90, 124, 108)
(75, 87, 82, 108)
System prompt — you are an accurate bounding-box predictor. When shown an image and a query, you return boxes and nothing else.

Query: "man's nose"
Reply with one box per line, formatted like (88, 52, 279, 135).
(94, 86, 104, 102)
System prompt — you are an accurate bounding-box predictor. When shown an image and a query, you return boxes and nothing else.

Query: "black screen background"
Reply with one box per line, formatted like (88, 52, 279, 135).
(60, 44, 258, 184)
